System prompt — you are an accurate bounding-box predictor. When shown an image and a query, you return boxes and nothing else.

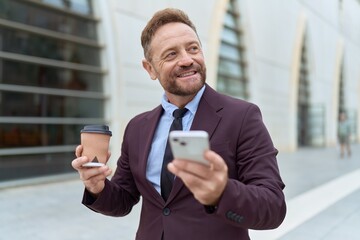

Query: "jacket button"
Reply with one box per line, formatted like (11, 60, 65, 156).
(235, 215, 244, 223)
(226, 211, 244, 223)
(226, 211, 235, 219)
(163, 207, 171, 216)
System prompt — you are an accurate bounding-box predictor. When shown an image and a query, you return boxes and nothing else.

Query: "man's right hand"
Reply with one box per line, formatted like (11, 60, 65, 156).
(71, 145, 112, 197)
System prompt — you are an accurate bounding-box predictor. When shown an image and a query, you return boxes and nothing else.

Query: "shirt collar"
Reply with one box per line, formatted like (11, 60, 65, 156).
(161, 85, 206, 116)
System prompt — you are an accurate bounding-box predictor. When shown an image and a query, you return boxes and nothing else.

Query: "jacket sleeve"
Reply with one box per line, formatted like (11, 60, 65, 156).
(214, 104, 286, 230)
(82, 123, 141, 217)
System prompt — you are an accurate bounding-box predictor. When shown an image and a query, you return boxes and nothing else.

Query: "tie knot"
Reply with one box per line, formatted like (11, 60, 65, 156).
(173, 108, 188, 119)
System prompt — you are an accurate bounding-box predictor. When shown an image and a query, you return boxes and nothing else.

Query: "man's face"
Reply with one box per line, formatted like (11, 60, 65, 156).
(143, 22, 206, 97)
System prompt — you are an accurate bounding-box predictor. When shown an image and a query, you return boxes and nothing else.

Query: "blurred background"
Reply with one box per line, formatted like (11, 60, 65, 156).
(0, 0, 359, 182)
(0, 0, 359, 239)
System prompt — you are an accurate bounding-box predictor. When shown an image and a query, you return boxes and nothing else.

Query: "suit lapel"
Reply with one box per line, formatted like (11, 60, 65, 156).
(190, 85, 223, 139)
(139, 105, 165, 204)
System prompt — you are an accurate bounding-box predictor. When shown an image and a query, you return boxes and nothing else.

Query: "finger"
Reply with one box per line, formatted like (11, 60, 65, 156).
(98, 165, 112, 178)
(168, 159, 227, 205)
(80, 165, 110, 181)
(82, 167, 111, 194)
(168, 163, 215, 203)
(84, 166, 111, 182)
(75, 145, 83, 158)
(169, 159, 211, 179)
(168, 162, 204, 187)
(104, 167, 112, 177)
(71, 156, 89, 170)
(83, 171, 106, 184)
(204, 150, 227, 171)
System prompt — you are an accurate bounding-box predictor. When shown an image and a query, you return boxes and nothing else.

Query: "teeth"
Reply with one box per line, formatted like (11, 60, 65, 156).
(179, 72, 195, 77)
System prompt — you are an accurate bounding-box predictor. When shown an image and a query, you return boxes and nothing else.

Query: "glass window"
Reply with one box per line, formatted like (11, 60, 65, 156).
(42, 0, 65, 8)
(0, 0, 105, 181)
(224, 12, 237, 29)
(0, 152, 75, 181)
(43, 0, 92, 15)
(338, 63, 345, 115)
(218, 75, 246, 99)
(220, 43, 241, 61)
(0, 123, 83, 148)
(222, 27, 240, 46)
(0, 91, 103, 118)
(218, 59, 242, 77)
(0, 0, 96, 39)
(216, 0, 248, 99)
(0, 27, 100, 66)
(297, 35, 311, 146)
(69, 0, 92, 15)
(1, 60, 103, 92)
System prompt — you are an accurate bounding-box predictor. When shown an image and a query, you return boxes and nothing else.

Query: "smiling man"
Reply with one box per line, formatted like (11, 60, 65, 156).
(72, 8, 286, 240)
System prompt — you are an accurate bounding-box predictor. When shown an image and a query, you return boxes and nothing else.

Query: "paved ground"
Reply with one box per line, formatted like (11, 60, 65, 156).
(250, 144, 360, 240)
(0, 144, 359, 240)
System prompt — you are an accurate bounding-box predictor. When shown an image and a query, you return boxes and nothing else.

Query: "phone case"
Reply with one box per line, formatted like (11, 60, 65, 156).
(169, 130, 210, 165)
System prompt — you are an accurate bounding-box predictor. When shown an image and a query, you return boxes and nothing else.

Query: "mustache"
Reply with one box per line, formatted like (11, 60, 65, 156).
(174, 64, 202, 75)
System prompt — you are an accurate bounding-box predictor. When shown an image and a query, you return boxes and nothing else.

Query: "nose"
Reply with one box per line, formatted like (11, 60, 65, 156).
(177, 51, 194, 67)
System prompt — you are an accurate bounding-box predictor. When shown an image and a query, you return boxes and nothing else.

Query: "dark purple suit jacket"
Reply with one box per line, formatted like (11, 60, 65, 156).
(83, 85, 286, 240)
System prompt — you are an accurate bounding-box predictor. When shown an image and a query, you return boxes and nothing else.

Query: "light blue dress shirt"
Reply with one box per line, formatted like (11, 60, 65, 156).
(146, 85, 206, 194)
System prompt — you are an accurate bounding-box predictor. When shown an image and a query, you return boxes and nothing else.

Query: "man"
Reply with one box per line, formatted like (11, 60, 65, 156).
(72, 8, 286, 240)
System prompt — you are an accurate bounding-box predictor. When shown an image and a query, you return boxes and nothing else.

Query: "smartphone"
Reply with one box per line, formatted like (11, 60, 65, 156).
(82, 162, 105, 168)
(169, 130, 210, 166)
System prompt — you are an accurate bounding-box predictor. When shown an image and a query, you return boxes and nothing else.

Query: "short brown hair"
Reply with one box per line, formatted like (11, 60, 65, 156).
(141, 8, 198, 61)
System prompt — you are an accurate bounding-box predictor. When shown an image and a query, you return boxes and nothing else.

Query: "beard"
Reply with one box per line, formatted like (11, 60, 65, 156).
(163, 64, 206, 96)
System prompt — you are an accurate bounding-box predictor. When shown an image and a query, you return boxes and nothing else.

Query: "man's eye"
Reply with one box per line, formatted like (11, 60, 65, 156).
(166, 52, 176, 59)
(189, 46, 199, 52)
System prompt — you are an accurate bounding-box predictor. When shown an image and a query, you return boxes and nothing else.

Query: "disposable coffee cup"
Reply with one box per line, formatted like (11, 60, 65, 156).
(80, 125, 112, 167)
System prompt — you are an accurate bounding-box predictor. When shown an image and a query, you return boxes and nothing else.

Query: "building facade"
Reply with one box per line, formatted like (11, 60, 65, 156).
(0, 0, 359, 182)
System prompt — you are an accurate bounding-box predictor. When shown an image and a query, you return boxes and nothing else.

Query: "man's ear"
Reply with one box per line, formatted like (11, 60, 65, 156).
(142, 59, 157, 80)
